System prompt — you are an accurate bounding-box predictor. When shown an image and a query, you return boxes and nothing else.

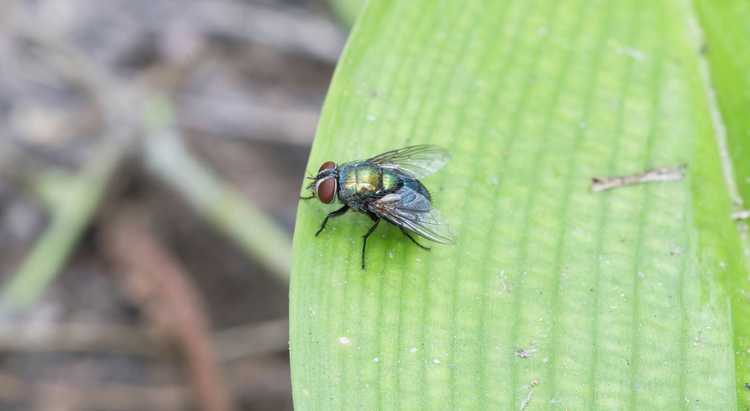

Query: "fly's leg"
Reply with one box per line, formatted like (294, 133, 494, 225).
(361, 213, 381, 270)
(399, 227, 431, 251)
(315, 205, 349, 236)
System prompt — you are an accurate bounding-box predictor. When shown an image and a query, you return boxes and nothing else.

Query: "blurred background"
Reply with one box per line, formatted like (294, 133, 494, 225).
(0, 1, 348, 410)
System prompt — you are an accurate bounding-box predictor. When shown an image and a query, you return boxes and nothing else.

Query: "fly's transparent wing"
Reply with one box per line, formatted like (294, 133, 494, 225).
(367, 145, 450, 178)
(368, 186, 455, 244)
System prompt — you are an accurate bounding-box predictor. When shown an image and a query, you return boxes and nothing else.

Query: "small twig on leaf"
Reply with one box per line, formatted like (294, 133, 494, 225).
(515, 346, 537, 359)
(519, 378, 540, 411)
(591, 164, 686, 192)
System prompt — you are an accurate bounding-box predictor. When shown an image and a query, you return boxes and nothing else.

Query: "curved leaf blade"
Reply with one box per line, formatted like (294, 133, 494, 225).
(291, 0, 748, 409)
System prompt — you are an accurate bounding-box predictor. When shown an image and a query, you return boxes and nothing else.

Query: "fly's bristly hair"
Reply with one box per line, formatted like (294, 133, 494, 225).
(317, 169, 337, 179)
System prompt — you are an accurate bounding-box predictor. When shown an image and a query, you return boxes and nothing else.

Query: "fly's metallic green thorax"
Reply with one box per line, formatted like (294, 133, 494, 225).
(301, 145, 454, 269)
(337, 162, 405, 208)
(340, 163, 380, 196)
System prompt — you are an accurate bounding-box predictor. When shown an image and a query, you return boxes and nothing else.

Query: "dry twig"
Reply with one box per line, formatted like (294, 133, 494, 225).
(519, 378, 540, 411)
(179, 95, 319, 146)
(0, 317, 288, 363)
(103, 210, 233, 411)
(183, 2, 345, 63)
(0, 322, 161, 357)
(216, 319, 289, 363)
(591, 164, 686, 192)
(0, 371, 187, 411)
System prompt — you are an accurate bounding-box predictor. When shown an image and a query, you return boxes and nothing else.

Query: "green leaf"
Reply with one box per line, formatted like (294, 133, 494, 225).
(329, 0, 364, 27)
(694, 1, 750, 204)
(693, 0, 750, 403)
(291, 0, 750, 409)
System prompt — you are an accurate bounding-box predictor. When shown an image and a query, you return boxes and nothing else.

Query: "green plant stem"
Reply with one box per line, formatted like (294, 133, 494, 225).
(144, 131, 292, 282)
(329, 0, 364, 27)
(2, 142, 125, 307)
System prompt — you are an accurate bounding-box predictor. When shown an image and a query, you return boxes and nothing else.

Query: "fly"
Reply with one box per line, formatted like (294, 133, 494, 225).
(300, 145, 455, 269)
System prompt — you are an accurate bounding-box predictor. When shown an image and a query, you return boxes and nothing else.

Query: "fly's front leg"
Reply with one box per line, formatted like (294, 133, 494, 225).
(315, 205, 349, 236)
(399, 227, 431, 251)
(361, 212, 381, 270)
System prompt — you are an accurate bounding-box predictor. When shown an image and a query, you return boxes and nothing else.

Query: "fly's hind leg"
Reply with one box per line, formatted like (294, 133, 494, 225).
(361, 212, 381, 270)
(315, 205, 349, 236)
(399, 227, 431, 251)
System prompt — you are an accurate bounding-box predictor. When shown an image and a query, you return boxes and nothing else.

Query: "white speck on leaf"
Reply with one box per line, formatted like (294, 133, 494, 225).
(373, 357, 380, 363)
(617, 45, 646, 61)
(496, 270, 511, 294)
(409, 347, 418, 353)
(338, 336, 351, 346)
(516, 347, 537, 359)
(432, 358, 441, 364)
(520, 378, 540, 410)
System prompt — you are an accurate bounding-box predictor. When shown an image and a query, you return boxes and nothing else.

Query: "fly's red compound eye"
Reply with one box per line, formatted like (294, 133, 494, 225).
(315, 177, 337, 204)
(319, 161, 336, 172)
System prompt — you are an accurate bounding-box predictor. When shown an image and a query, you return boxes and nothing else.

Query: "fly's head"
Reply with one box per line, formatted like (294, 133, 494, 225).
(303, 161, 339, 204)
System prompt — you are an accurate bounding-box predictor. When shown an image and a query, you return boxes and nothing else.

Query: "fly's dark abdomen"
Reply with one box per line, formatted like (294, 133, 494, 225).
(400, 176, 431, 202)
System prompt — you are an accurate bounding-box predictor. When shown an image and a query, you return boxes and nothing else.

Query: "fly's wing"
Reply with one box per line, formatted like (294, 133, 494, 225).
(367, 145, 450, 178)
(368, 186, 455, 244)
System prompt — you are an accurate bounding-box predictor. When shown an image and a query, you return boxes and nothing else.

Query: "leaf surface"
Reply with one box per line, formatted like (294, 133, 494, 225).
(291, 0, 750, 408)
